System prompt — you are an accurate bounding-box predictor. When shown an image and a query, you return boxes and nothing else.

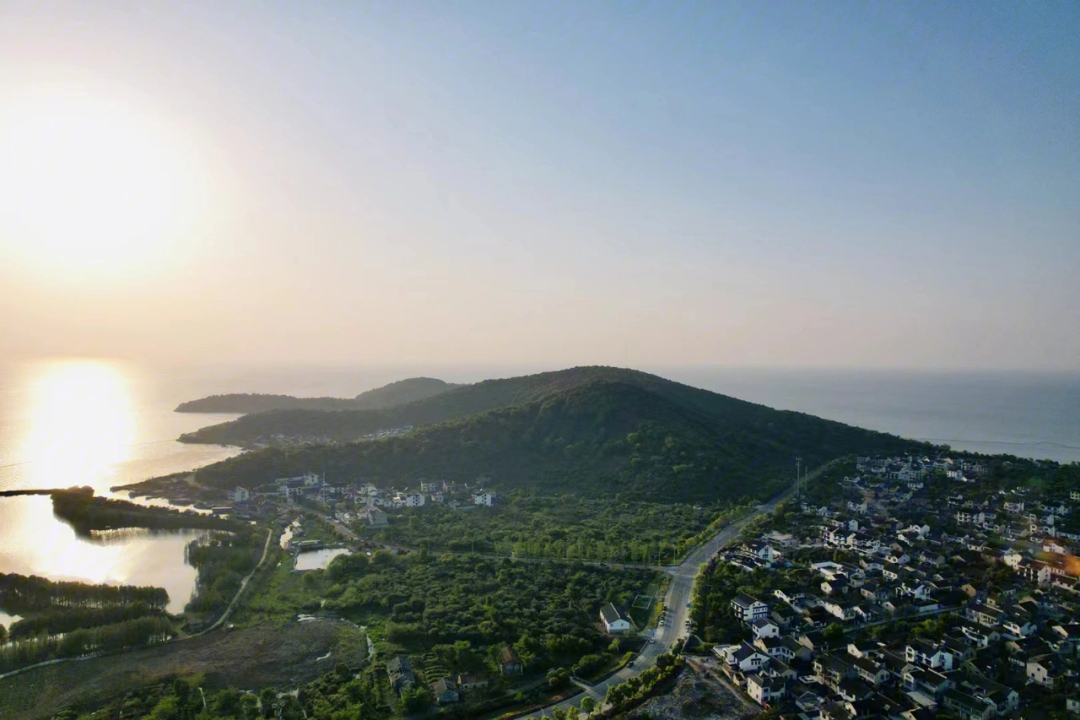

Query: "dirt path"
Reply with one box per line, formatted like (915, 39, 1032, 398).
(0, 526, 277, 683)
(197, 526, 275, 636)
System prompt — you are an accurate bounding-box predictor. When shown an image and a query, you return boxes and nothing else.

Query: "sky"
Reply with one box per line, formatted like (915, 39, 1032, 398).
(0, 1, 1077, 371)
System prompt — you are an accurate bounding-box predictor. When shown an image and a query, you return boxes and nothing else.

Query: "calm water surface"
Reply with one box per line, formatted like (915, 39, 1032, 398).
(294, 548, 350, 571)
(0, 359, 240, 613)
(662, 367, 1080, 464)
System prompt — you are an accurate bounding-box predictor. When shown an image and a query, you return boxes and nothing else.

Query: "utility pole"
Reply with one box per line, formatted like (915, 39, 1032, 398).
(796, 457, 803, 501)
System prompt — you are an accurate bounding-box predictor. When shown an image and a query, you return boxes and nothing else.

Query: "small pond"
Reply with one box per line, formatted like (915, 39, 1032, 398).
(294, 548, 350, 571)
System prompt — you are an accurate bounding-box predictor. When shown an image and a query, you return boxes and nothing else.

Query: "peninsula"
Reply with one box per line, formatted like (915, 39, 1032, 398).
(174, 377, 458, 413)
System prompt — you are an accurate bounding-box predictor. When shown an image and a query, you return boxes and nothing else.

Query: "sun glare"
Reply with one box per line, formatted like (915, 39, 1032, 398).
(0, 87, 208, 281)
(23, 359, 136, 487)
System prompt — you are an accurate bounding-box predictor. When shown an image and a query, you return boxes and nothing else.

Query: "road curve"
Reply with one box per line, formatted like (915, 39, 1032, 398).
(520, 461, 840, 718)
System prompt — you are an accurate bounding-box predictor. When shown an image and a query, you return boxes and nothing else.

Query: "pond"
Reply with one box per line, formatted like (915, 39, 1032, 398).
(294, 547, 350, 571)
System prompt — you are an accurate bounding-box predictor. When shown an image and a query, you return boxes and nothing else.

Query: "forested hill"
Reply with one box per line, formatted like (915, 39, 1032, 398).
(181, 368, 932, 503)
(181, 366, 812, 446)
(174, 377, 458, 413)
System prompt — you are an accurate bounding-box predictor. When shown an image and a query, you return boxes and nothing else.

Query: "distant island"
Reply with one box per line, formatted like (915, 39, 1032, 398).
(164, 366, 930, 504)
(175, 377, 459, 413)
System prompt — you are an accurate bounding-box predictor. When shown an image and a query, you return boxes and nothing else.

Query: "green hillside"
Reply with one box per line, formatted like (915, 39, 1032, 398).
(182, 368, 931, 503)
(179, 366, 823, 445)
(174, 377, 458, 413)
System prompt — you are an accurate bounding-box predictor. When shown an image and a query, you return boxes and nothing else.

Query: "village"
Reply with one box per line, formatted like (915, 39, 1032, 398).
(223, 473, 496, 529)
(701, 453, 1080, 720)
(168, 452, 1080, 720)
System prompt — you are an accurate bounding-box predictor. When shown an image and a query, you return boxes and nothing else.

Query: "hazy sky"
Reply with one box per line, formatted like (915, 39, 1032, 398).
(0, 2, 1077, 370)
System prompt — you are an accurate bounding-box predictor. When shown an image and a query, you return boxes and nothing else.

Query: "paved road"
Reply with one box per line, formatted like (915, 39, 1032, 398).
(522, 499, 790, 717)
(521, 460, 843, 719)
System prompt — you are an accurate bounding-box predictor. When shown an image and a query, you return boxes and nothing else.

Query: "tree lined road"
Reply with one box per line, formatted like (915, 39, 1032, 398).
(522, 501, 778, 718)
(522, 460, 841, 718)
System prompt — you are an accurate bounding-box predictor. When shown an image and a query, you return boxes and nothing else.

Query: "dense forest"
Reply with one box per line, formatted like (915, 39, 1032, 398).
(4, 604, 165, 640)
(363, 494, 749, 564)
(243, 548, 654, 669)
(180, 366, 929, 450)
(180, 368, 929, 503)
(0, 573, 174, 674)
(50, 488, 242, 536)
(0, 615, 174, 674)
(175, 377, 458, 413)
(0, 572, 168, 614)
(184, 530, 265, 618)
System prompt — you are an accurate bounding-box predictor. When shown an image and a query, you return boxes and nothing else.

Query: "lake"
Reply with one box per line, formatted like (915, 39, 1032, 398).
(0, 359, 241, 614)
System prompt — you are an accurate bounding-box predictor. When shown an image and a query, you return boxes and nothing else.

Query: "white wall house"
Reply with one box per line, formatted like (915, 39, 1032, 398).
(732, 593, 769, 622)
(473, 491, 496, 507)
(747, 675, 787, 706)
(600, 603, 630, 633)
(751, 618, 781, 640)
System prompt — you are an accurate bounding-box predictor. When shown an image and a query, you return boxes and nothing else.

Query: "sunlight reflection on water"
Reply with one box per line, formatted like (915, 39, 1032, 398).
(0, 359, 237, 613)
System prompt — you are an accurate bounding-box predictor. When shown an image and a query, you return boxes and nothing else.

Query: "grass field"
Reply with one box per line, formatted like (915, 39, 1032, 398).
(629, 580, 666, 628)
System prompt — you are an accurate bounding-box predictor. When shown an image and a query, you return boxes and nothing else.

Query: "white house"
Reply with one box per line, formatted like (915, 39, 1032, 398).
(751, 618, 781, 640)
(1002, 618, 1038, 639)
(747, 674, 787, 706)
(732, 593, 769, 622)
(600, 603, 630, 634)
(364, 507, 389, 527)
(229, 486, 251, 503)
(1026, 656, 1058, 688)
(728, 642, 771, 672)
(405, 492, 425, 507)
(906, 641, 954, 671)
(473, 491, 496, 507)
(823, 600, 857, 621)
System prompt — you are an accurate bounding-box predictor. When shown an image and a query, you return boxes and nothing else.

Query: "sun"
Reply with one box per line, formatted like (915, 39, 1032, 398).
(0, 87, 208, 281)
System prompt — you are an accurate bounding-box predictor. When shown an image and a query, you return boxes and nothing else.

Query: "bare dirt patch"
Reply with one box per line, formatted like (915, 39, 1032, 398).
(625, 666, 758, 720)
(0, 620, 364, 720)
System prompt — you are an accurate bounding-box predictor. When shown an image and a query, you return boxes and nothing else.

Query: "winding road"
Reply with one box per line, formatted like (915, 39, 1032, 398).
(522, 460, 840, 718)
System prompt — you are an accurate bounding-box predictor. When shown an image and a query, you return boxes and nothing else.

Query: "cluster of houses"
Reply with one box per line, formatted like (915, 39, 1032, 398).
(950, 490, 1080, 544)
(386, 648, 524, 705)
(708, 455, 1080, 719)
(225, 474, 498, 522)
(856, 456, 988, 486)
(248, 425, 414, 449)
